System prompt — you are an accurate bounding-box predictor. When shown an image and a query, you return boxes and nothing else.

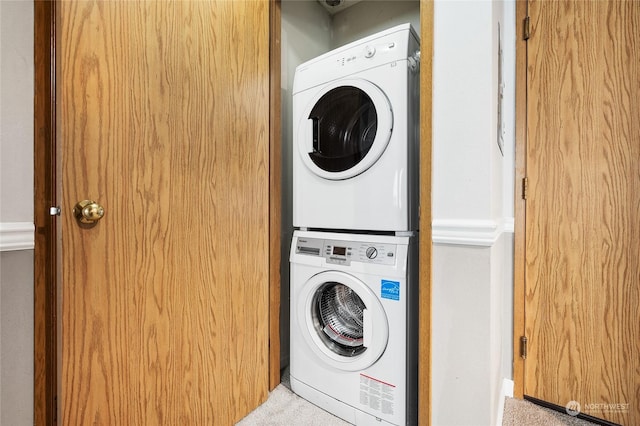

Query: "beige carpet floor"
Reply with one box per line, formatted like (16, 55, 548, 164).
(236, 369, 349, 426)
(236, 383, 350, 426)
(236, 371, 599, 426)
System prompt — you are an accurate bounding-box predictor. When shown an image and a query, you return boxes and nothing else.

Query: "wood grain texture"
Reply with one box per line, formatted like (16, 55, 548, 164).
(418, 1, 433, 425)
(525, 1, 640, 424)
(512, 0, 528, 400)
(58, 1, 271, 424)
(33, 1, 57, 424)
(269, 0, 282, 391)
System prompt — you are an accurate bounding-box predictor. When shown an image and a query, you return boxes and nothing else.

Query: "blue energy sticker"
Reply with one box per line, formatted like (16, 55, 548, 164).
(381, 280, 400, 301)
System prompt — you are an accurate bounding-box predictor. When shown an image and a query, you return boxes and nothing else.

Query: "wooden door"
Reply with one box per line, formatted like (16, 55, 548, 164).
(57, 1, 271, 424)
(523, 1, 640, 424)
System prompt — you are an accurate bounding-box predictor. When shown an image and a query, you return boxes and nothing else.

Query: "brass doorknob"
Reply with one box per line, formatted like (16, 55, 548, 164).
(73, 200, 105, 224)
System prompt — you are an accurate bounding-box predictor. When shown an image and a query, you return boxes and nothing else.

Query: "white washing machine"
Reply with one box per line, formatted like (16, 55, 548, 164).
(290, 230, 418, 425)
(292, 24, 420, 232)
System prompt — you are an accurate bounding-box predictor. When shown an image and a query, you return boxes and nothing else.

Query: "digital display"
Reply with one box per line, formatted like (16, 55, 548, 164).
(332, 246, 347, 256)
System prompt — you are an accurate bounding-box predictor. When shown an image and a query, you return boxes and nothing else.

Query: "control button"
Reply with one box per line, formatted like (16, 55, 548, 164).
(364, 45, 376, 58)
(365, 247, 378, 259)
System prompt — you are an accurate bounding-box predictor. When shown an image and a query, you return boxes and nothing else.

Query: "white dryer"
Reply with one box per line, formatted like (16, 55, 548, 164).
(289, 230, 418, 425)
(292, 24, 420, 232)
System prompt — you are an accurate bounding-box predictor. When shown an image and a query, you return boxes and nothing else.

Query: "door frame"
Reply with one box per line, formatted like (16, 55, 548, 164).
(419, 1, 434, 424)
(33, 1, 57, 424)
(512, 0, 527, 399)
(34, 1, 282, 423)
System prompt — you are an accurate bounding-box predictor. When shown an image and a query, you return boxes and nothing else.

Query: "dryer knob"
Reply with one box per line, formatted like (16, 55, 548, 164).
(365, 247, 378, 259)
(364, 45, 376, 58)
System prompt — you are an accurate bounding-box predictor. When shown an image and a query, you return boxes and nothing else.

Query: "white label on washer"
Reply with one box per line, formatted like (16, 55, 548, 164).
(359, 373, 395, 415)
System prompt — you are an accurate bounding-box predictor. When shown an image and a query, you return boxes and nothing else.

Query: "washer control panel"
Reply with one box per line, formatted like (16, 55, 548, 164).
(296, 237, 396, 266)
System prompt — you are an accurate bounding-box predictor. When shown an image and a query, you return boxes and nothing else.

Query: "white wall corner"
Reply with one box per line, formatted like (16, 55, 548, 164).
(0, 222, 35, 251)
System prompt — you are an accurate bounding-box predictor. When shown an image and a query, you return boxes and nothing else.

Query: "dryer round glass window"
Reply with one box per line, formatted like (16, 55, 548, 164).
(308, 87, 377, 173)
(297, 271, 389, 372)
(298, 79, 393, 181)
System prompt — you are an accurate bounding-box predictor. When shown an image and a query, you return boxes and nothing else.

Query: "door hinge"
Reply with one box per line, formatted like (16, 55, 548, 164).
(522, 177, 528, 200)
(520, 336, 528, 359)
(523, 16, 531, 40)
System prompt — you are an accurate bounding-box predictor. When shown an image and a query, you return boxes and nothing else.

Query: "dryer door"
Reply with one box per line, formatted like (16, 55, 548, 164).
(297, 271, 389, 372)
(297, 79, 393, 180)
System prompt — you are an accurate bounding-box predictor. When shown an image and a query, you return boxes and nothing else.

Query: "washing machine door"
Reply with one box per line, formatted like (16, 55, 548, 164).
(297, 270, 389, 372)
(297, 79, 393, 180)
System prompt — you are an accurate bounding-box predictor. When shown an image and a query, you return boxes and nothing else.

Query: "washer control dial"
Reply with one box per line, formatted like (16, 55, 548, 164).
(365, 247, 378, 259)
(364, 45, 376, 58)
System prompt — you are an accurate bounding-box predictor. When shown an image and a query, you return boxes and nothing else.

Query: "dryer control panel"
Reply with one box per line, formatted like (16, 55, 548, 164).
(296, 237, 397, 266)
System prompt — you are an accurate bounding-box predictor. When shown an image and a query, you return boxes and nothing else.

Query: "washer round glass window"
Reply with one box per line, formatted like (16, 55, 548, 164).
(311, 282, 367, 357)
(308, 86, 378, 173)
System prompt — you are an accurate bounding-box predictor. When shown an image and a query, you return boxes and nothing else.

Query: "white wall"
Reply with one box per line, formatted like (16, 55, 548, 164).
(331, 1, 420, 48)
(0, 1, 35, 425)
(431, 1, 515, 425)
(500, 0, 516, 382)
(0, 0, 34, 223)
(433, 3, 492, 222)
(0, 251, 34, 426)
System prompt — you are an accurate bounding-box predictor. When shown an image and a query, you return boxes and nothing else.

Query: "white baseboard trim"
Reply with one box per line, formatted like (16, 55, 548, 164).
(432, 218, 514, 247)
(0, 222, 35, 251)
(496, 378, 515, 426)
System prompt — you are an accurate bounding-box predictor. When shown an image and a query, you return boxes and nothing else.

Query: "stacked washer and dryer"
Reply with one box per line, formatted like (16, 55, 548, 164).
(290, 24, 420, 425)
